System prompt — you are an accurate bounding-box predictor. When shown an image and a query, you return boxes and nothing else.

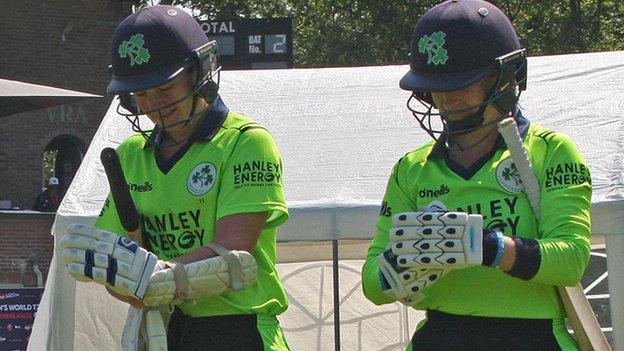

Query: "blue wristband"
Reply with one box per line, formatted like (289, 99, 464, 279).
(490, 231, 506, 268)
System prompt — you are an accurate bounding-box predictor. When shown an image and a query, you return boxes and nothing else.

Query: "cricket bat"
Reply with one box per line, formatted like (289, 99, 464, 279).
(100, 147, 151, 251)
(101, 147, 166, 351)
(497, 118, 611, 351)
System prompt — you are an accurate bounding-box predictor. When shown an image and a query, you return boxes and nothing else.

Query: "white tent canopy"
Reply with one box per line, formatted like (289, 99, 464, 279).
(30, 51, 624, 350)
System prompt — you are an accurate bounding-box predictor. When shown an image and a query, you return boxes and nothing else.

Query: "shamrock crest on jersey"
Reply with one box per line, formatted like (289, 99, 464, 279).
(118, 34, 151, 66)
(496, 157, 523, 194)
(187, 162, 217, 196)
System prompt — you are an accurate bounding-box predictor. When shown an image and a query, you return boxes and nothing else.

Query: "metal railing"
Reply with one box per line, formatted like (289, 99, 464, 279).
(276, 201, 624, 351)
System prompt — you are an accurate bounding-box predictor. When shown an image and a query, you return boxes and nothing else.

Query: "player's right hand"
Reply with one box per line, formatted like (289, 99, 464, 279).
(389, 210, 484, 269)
(60, 226, 258, 308)
(60, 224, 162, 300)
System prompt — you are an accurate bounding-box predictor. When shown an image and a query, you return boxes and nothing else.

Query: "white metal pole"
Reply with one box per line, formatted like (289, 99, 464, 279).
(606, 235, 624, 351)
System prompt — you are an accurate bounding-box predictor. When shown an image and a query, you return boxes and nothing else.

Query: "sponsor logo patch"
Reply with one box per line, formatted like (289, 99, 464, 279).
(117, 237, 138, 252)
(418, 184, 450, 198)
(379, 201, 392, 217)
(232, 160, 281, 188)
(128, 181, 153, 192)
(99, 198, 110, 217)
(544, 162, 591, 192)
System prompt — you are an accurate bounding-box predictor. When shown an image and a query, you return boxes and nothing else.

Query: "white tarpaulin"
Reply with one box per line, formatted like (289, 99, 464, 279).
(30, 51, 624, 351)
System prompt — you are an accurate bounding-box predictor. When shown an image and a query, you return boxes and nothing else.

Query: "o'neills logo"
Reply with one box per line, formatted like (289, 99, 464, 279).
(233, 160, 281, 188)
(128, 181, 153, 192)
(418, 184, 450, 198)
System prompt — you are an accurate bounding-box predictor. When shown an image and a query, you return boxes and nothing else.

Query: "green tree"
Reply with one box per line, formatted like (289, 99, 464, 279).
(499, 0, 624, 55)
(146, 0, 624, 66)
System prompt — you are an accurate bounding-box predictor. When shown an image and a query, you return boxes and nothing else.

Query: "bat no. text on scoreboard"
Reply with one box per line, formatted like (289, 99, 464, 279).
(196, 18, 293, 70)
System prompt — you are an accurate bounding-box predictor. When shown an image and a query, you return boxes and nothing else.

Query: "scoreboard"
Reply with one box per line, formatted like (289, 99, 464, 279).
(197, 18, 293, 70)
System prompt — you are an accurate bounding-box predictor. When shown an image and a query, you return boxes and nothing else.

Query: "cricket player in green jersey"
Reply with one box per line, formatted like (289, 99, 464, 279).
(362, 1, 592, 350)
(59, 5, 290, 350)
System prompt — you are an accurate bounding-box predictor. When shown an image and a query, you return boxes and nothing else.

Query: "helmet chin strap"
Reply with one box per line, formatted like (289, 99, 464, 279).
(153, 106, 208, 148)
(139, 81, 213, 148)
(407, 81, 498, 142)
(442, 104, 488, 136)
(445, 112, 508, 152)
(442, 73, 503, 136)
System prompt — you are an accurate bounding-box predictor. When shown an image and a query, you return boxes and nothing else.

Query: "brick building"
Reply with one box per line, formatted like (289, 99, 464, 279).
(0, 0, 135, 209)
(0, 1, 135, 286)
(0, 212, 55, 286)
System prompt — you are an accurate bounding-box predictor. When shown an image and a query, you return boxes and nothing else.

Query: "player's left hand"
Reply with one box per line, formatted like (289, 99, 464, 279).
(60, 224, 162, 300)
(388, 210, 486, 269)
(378, 249, 447, 305)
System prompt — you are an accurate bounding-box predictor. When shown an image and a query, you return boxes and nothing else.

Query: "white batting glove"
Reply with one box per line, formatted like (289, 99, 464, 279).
(378, 249, 447, 305)
(378, 202, 451, 304)
(389, 210, 484, 268)
(60, 224, 162, 300)
(61, 225, 258, 308)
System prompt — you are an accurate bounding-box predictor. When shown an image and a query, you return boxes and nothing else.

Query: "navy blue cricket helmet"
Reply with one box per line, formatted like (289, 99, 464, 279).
(107, 5, 220, 142)
(108, 5, 213, 95)
(401, 0, 527, 138)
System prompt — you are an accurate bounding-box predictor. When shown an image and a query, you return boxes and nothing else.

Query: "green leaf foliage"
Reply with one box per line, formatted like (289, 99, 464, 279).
(152, 0, 623, 67)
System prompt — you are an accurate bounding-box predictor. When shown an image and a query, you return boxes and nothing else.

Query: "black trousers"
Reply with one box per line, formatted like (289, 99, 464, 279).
(167, 309, 264, 351)
(410, 310, 562, 351)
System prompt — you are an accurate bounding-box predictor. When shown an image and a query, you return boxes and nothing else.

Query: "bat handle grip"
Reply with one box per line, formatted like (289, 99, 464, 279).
(127, 229, 144, 247)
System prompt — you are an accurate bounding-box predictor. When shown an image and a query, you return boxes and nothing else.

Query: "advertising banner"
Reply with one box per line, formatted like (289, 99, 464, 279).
(0, 288, 43, 351)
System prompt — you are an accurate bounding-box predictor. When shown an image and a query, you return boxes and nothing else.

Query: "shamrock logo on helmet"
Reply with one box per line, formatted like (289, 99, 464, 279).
(418, 31, 449, 65)
(118, 33, 151, 66)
